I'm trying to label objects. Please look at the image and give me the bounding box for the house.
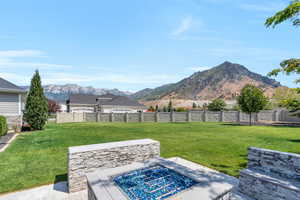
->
[67,94,147,113]
[0,77,26,128]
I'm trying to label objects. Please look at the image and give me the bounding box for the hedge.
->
[0,115,8,137]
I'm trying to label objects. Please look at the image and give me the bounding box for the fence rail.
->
[55,110,295,124]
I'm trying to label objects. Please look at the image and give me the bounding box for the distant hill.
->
[132,61,281,102]
[21,84,132,103]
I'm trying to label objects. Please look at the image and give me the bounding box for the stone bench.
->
[238,147,300,200]
[68,139,160,193]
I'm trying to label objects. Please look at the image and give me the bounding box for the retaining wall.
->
[68,139,160,193]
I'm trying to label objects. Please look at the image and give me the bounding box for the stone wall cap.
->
[69,139,159,154]
[248,147,300,158]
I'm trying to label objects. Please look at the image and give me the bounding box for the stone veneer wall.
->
[238,147,300,200]
[247,147,300,179]
[68,139,160,193]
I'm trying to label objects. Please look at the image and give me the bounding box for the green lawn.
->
[0,122,299,194]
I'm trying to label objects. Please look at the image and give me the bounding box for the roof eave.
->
[0,88,27,94]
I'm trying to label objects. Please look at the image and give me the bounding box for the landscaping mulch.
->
[0,133,16,152]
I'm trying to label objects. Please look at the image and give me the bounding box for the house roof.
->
[68,93,146,107]
[0,77,26,93]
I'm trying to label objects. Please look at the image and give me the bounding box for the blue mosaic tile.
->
[114,165,198,200]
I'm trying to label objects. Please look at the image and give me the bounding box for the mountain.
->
[132,61,281,102]
[21,84,132,103]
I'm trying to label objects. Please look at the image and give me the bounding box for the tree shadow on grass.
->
[287,139,300,143]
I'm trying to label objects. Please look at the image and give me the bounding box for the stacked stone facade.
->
[68,139,160,193]
[238,147,300,200]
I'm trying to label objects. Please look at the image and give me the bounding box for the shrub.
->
[208,99,227,111]
[0,116,8,136]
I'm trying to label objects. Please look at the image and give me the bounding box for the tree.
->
[192,102,197,109]
[148,106,155,112]
[24,70,48,130]
[163,106,167,112]
[237,85,268,126]
[272,87,300,107]
[168,101,173,112]
[48,99,61,114]
[208,99,227,111]
[265,1,300,83]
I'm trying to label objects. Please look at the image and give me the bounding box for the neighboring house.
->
[67,94,147,113]
[59,103,67,112]
[0,77,26,129]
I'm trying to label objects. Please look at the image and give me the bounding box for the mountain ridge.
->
[132,61,281,101]
[21,84,132,103]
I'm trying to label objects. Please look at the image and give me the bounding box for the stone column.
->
[220,111,224,122]
[171,111,175,122]
[187,111,191,122]
[273,110,278,122]
[96,112,101,122]
[155,112,159,122]
[125,113,129,123]
[140,112,144,122]
[110,113,114,122]
[237,111,241,122]
[203,111,207,122]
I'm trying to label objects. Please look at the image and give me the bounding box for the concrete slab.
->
[0,182,87,200]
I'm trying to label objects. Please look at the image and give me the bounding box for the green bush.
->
[0,115,8,136]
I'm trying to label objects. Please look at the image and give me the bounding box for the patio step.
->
[238,169,300,200]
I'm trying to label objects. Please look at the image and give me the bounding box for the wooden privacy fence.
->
[56,110,286,124]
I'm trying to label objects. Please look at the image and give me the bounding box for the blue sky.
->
[0,0,299,92]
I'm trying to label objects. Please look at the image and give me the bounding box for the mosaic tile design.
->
[114,165,198,200]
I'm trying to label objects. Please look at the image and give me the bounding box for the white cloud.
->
[0,49,72,70]
[188,66,210,72]
[0,50,45,58]
[171,17,194,37]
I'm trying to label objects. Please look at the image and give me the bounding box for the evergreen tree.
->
[24,70,48,130]
[237,84,268,126]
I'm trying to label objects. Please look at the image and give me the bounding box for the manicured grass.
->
[0,122,299,194]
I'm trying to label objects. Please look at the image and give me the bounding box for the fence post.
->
[237,111,241,122]
[73,112,75,122]
[110,112,114,122]
[220,111,224,122]
[171,111,175,122]
[273,110,278,121]
[140,112,144,122]
[125,113,129,123]
[96,112,100,122]
[255,113,259,122]
[155,112,159,122]
[187,111,191,122]
[203,111,207,122]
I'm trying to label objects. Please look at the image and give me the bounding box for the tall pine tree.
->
[24,70,48,130]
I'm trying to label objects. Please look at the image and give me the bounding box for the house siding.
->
[0,93,19,115]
